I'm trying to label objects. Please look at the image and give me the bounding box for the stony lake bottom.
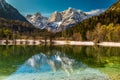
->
[0,45,120,80]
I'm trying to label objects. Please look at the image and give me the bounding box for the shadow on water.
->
[0,45,120,80]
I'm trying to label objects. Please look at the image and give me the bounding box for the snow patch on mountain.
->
[26,8,105,32]
[26,13,48,29]
[46,7,89,32]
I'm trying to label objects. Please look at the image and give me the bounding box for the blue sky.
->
[6,0,117,17]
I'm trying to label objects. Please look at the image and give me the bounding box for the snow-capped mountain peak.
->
[31,13,41,19]
[26,7,105,32]
[48,11,62,22]
[47,7,89,32]
[26,12,48,29]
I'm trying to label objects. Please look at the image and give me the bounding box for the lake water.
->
[0,45,120,80]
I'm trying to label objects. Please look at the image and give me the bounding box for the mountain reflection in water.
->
[6,51,109,80]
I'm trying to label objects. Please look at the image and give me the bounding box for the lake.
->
[0,45,120,80]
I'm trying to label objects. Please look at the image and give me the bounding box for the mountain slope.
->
[0,0,45,39]
[56,1,120,41]
[26,8,89,32]
[48,11,62,22]
[26,13,48,29]
[26,8,105,32]
[0,17,38,39]
[47,8,89,32]
[0,0,27,21]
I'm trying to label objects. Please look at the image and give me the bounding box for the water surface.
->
[0,45,119,80]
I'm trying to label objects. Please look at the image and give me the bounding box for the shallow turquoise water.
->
[0,45,119,80]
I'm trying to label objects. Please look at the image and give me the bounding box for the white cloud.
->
[85,9,106,16]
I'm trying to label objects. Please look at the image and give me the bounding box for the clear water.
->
[0,45,120,80]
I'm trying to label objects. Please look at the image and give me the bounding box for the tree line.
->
[55,1,120,42]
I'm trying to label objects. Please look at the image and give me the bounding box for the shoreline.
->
[0,39,120,47]
[97,42,120,47]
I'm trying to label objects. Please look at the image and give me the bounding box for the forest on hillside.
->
[0,1,120,42]
[0,17,51,40]
[55,1,120,42]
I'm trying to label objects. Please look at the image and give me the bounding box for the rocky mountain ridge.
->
[26,8,90,32]
[26,7,105,32]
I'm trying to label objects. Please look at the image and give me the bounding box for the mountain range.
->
[56,0,120,41]
[0,0,105,33]
[0,0,120,41]
[26,8,105,32]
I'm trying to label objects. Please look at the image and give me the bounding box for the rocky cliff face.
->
[26,13,48,29]
[26,8,90,32]
[48,11,62,22]
[26,7,105,32]
[0,0,27,21]
[47,8,89,32]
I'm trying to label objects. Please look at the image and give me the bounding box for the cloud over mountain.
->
[85,9,105,16]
